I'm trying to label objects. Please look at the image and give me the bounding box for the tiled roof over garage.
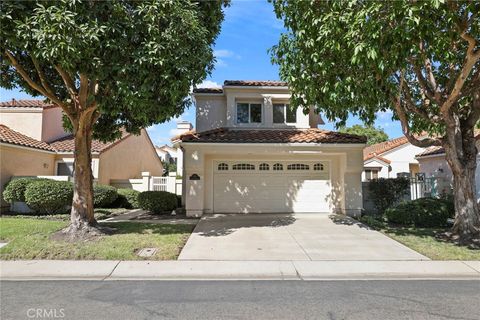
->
[180,128,366,144]
[223,80,288,87]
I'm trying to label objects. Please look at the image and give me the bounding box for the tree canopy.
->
[338,124,389,145]
[271,0,480,241]
[1,0,227,141]
[0,0,227,235]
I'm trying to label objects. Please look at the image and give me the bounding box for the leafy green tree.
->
[339,124,389,145]
[1,0,227,236]
[271,0,480,243]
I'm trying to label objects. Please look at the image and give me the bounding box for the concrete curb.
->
[1,260,479,281]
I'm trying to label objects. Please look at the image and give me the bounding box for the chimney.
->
[176,120,193,135]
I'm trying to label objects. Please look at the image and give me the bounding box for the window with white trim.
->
[217,163,229,171]
[56,162,74,176]
[314,163,324,171]
[232,163,255,170]
[273,163,283,171]
[273,103,296,124]
[364,169,379,181]
[236,103,262,124]
[259,163,270,171]
[287,163,310,170]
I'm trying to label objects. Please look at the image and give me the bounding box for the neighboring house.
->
[173,80,367,217]
[0,99,163,208]
[155,121,192,176]
[362,137,426,181]
[416,135,480,199]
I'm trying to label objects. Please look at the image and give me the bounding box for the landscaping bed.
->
[0,217,194,260]
[358,217,480,260]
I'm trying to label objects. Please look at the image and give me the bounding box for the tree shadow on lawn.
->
[101,222,194,236]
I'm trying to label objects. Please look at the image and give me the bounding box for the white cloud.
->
[214,49,235,58]
[197,80,221,88]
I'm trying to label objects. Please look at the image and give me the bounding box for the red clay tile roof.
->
[365,155,392,164]
[415,146,446,158]
[50,130,132,153]
[416,131,480,158]
[0,99,55,109]
[363,136,409,161]
[180,128,366,144]
[224,80,288,87]
[193,88,224,94]
[0,125,55,151]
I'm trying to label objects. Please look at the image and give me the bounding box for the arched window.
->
[287,163,310,170]
[217,163,228,171]
[259,163,270,171]
[232,163,255,170]
[273,163,283,171]
[314,163,324,171]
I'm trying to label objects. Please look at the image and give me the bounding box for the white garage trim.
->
[212,160,332,213]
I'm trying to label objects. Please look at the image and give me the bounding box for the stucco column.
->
[263,96,273,127]
[183,146,205,217]
[226,94,236,127]
[343,148,365,216]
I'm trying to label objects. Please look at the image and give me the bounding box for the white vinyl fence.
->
[111,172,182,195]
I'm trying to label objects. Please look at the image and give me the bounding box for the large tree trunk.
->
[444,127,480,243]
[63,110,99,235]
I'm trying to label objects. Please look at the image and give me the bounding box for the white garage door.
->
[213,161,331,213]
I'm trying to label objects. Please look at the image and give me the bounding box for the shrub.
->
[385,197,454,227]
[368,178,410,214]
[359,215,385,230]
[138,191,177,214]
[176,195,182,208]
[2,177,46,203]
[24,180,74,214]
[93,185,118,208]
[112,188,140,209]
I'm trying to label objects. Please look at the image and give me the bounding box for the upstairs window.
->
[273,104,296,124]
[237,103,262,124]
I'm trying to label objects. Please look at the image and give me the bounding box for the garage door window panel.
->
[232,163,255,171]
[287,163,310,171]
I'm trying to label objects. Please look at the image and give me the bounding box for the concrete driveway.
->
[178,214,428,261]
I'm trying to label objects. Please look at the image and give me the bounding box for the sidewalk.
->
[1,260,479,280]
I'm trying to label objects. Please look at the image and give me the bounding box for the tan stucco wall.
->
[181,143,365,217]
[97,129,163,185]
[0,109,44,140]
[41,107,68,142]
[194,87,321,133]
[0,144,55,207]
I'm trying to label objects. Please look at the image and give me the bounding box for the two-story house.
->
[173,80,367,217]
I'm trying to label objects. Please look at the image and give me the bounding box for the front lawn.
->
[0,217,194,260]
[359,217,480,260]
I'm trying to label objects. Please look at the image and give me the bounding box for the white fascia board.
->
[0,108,43,113]
[224,86,289,90]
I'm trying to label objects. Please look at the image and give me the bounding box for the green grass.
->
[0,217,194,260]
[359,217,480,260]
[1,208,128,221]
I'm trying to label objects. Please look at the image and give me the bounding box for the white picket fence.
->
[111,172,182,195]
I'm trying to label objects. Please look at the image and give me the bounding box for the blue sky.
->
[0,0,403,145]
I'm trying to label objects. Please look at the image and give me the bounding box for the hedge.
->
[385,197,454,227]
[93,185,118,208]
[112,188,140,209]
[138,191,177,214]
[3,177,47,203]
[24,180,74,214]
[368,177,410,214]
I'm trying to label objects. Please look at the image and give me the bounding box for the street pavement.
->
[1,280,479,320]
